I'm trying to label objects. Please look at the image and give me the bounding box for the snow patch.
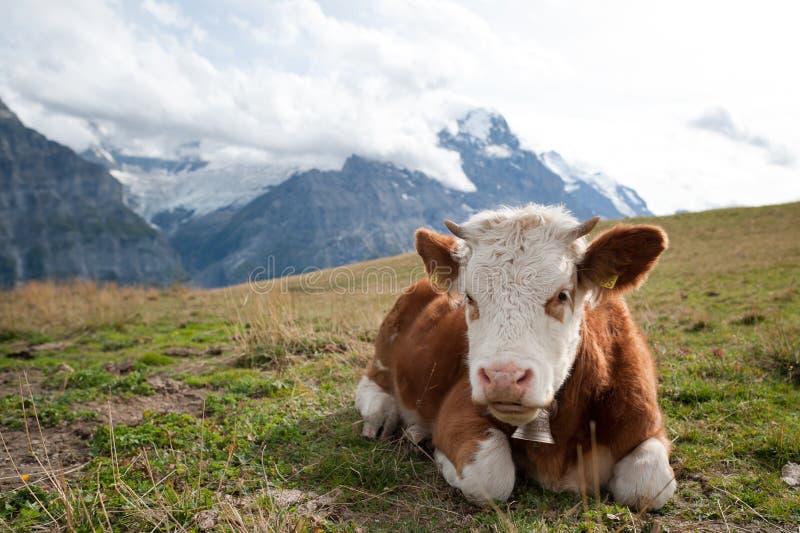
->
[540,151,577,185]
[541,150,638,217]
[459,109,493,142]
[111,162,302,221]
[623,188,643,207]
[88,145,116,164]
[484,144,512,158]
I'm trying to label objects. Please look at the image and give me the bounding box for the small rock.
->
[73,423,93,439]
[194,509,219,531]
[272,488,309,508]
[781,463,800,487]
[102,361,136,375]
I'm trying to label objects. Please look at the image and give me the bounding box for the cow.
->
[355,204,677,510]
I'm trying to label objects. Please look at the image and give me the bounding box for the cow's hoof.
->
[404,424,430,444]
[355,376,399,439]
[434,428,515,503]
[608,437,677,510]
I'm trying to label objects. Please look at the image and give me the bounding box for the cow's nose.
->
[478,363,533,402]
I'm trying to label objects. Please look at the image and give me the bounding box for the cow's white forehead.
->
[457,205,587,287]
[461,204,583,245]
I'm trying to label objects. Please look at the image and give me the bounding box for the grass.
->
[1,201,799,531]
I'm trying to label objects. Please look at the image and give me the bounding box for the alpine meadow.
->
[1,202,798,532]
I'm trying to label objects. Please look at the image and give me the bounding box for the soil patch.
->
[83,376,209,426]
[1,376,211,492]
[0,420,92,491]
[0,369,43,397]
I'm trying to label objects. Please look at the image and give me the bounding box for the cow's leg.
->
[607,437,676,510]
[355,375,399,439]
[432,381,515,503]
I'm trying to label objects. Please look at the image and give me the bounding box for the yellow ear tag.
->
[429,271,447,292]
[599,273,619,290]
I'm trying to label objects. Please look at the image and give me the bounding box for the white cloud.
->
[141,0,190,29]
[6,0,559,191]
[0,0,798,213]
[689,107,795,167]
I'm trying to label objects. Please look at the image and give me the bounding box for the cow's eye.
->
[466,293,475,304]
[557,291,569,303]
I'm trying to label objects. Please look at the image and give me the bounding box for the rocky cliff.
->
[0,99,186,287]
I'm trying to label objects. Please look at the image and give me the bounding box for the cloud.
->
[141,0,190,29]
[0,0,567,192]
[0,0,798,214]
[689,107,795,167]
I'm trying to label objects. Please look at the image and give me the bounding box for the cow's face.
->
[416,205,667,426]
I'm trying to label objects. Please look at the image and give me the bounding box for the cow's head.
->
[415,205,667,426]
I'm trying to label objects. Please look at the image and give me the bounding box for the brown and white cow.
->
[355,204,677,510]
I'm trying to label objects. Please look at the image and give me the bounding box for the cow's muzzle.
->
[478,363,534,403]
[477,363,547,424]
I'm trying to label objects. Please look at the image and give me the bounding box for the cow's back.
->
[368,280,468,424]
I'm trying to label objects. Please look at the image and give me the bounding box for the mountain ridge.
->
[83,109,650,228]
[2,99,653,288]
[166,111,652,286]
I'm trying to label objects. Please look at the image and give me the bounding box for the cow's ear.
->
[578,225,667,294]
[415,228,460,290]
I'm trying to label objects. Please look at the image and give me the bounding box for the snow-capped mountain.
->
[2,93,658,289]
[540,151,649,218]
[70,108,653,286]
[158,109,653,287]
[436,109,651,220]
[81,109,649,230]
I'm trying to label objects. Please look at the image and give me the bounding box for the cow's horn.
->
[444,220,466,239]
[569,216,600,240]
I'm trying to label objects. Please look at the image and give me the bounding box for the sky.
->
[0,0,798,214]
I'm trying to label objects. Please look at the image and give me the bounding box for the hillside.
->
[0,99,186,288]
[0,202,798,531]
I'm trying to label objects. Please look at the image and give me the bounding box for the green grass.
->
[1,202,799,531]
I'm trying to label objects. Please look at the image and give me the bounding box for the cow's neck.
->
[548,302,614,434]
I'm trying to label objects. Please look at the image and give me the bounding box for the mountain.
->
[539,151,650,218]
[437,110,650,220]
[171,156,458,286]
[87,110,649,227]
[165,110,652,287]
[0,99,186,288]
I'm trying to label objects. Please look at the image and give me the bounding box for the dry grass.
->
[0,281,159,336]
